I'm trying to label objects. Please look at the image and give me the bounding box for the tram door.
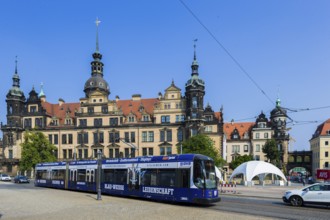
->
[69,169,77,189]
[128,165,140,192]
[86,169,95,191]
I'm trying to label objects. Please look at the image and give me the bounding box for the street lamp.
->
[96,149,102,200]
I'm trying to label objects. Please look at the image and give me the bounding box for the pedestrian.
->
[302,178,305,186]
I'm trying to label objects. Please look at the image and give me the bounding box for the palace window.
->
[94,118,102,127]
[142,131,154,142]
[35,118,43,128]
[62,134,67,144]
[160,146,172,156]
[192,97,197,108]
[175,115,185,122]
[110,118,118,126]
[160,129,172,142]
[78,133,89,144]
[93,132,104,144]
[79,119,87,127]
[142,147,154,156]
[109,132,120,143]
[161,115,170,123]
[54,134,58,145]
[102,105,108,113]
[24,118,32,128]
[177,129,183,142]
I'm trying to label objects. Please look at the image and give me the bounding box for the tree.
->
[262,138,280,166]
[20,130,57,171]
[229,155,253,170]
[179,134,226,167]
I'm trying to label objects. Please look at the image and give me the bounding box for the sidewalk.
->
[220,183,306,199]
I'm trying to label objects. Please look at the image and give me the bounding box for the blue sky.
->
[1,0,330,151]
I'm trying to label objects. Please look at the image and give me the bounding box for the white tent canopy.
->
[215,167,223,181]
[229,161,287,182]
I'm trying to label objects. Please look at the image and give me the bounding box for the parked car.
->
[14,175,30,184]
[0,173,12,181]
[283,183,330,207]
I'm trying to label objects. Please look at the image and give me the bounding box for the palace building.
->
[0,25,224,175]
[0,24,290,176]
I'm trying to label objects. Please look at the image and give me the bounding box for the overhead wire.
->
[179,0,274,105]
[179,0,329,126]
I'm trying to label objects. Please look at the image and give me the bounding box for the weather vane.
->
[95,17,101,27]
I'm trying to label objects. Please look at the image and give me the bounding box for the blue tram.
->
[35,154,220,204]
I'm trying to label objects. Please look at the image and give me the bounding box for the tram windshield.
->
[193,158,217,189]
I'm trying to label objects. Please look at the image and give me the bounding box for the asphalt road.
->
[214,195,330,220]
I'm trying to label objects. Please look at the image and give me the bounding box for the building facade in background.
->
[223,108,289,166]
[310,119,330,177]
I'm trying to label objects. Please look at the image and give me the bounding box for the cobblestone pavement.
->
[0,181,289,220]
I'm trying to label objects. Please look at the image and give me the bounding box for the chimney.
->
[59,98,65,106]
[132,94,141,101]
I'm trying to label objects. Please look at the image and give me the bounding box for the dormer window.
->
[231,128,240,140]
[30,106,37,113]
[258,122,266,128]
[142,115,149,122]
[327,130,330,135]
[128,116,135,122]
[205,115,213,122]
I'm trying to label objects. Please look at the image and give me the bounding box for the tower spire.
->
[12,56,20,88]
[15,56,18,74]
[191,39,199,76]
[95,18,101,53]
[193,39,197,61]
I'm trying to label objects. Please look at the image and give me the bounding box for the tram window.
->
[158,169,176,187]
[77,169,86,182]
[103,169,115,182]
[193,162,204,188]
[177,169,190,188]
[141,170,151,186]
[114,169,127,184]
[52,170,65,180]
[141,169,157,186]
[36,170,48,179]
[204,161,217,189]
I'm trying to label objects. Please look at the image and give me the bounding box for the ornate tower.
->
[83,18,110,99]
[270,98,290,166]
[1,58,25,164]
[5,58,25,128]
[184,41,205,137]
